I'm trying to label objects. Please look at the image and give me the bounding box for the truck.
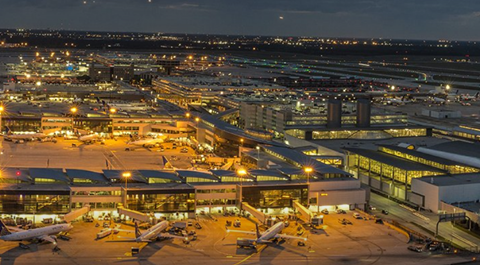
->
[172,221,187,229]
[237,238,255,249]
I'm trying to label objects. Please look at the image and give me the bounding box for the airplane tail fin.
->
[255,223,261,239]
[0,220,12,236]
[134,222,141,238]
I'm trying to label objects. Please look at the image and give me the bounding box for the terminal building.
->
[0,165,368,222]
[344,142,480,203]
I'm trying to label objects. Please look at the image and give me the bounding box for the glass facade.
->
[2,118,42,133]
[311,128,427,140]
[242,185,308,208]
[349,153,441,185]
[126,190,195,213]
[0,191,70,214]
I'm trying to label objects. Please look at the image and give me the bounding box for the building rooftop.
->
[263,145,351,176]
[415,173,480,187]
[65,169,109,183]
[428,141,480,158]
[378,144,475,167]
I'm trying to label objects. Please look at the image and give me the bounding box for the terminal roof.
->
[65,169,109,183]
[248,169,290,180]
[176,170,218,181]
[29,168,70,182]
[1,168,31,182]
[263,145,350,176]
[415,173,480,186]
[378,144,475,167]
[137,170,182,182]
[429,141,480,158]
[102,170,147,183]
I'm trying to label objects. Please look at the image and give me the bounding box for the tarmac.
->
[0,137,196,172]
[0,212,473,265]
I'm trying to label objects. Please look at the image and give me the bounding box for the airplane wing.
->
[6,226,25,232]
[226,229,257,235]
[274,233,307,241]
[107,236,151,243]
[114,228,135,234]
[158,233,188,240]
[37,235,57,244]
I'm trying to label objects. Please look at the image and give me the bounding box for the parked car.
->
[428,241,441,251]
[321,209,329,215]
[408,245,423,253]
[353,213,362,219]
[382,210,389,215]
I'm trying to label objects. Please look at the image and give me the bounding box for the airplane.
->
[4,132,49,142]
[127,134,168,148]
[227,221,307,246]
[78,134,104,144]
[4,128,59,143]
[460,92,479,101]
[385,97,411,106]
[113,220,187,243]
[0,220,72,246]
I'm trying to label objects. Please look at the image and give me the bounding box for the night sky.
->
[1,0,480,40]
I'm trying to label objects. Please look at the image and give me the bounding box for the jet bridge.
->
[293,200,313,223]
[117,205,154,224]
[241,202,269,224]
[63,205,91,223]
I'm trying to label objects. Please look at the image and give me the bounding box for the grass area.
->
[308,66,402,80]
[410,62,480,72]
[433,75,480,83]
[384,64,480,77]
[307,62,418,78]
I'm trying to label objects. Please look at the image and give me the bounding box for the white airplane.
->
[385,97,411,106]
[4,132,50,143]
[114,220,186,243]
[460,92,479,101]
[78,134,104,144]
[4,128,59,143]
[0,220,72,246]
[227,222,307,245]
[128,134,168,148]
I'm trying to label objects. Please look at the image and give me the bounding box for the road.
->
[370,193,480,252]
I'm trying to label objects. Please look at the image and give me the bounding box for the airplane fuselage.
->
[0,224,72,242]
[137,221,168,242]
[258,222,284,242]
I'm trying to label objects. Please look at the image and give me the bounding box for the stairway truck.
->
[237,238,255,249]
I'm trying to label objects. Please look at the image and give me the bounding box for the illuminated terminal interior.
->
[0,160,365,221]
[286,127,428,140]
[344,145,480,200]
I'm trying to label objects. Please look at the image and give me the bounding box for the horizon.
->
[1,0,480,41]
[1,27,479,44]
